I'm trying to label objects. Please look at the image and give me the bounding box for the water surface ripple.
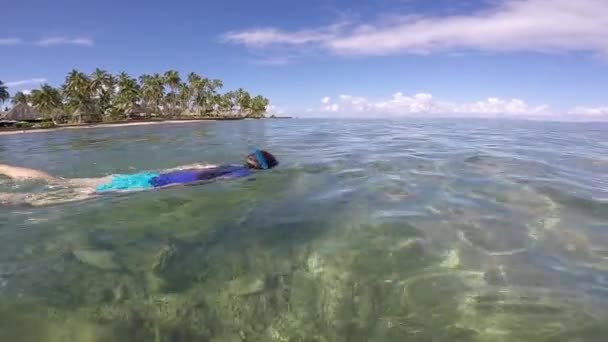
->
[1,119,607,341]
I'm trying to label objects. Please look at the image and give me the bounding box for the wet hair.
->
[248,150,279,169]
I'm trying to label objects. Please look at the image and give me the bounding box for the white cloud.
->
[0,38,23,45]
[0,36,93,47]
[5,78,47,88]
[267,104,286,116]
[35,37,94,47]
[313,92,608,120]
[224,0,608,57]
[317,92,551,118]
[568,106,608,116]
[251,56,293,66]
[224,28,329,47]
[223,21,348,47]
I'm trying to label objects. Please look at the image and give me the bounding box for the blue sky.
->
[2,0,608,119]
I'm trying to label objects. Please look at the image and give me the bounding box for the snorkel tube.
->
[254,149,269,169]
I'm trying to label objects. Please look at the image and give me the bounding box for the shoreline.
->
[0,118,239,136]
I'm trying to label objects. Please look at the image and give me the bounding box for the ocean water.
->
[0,119,607,341]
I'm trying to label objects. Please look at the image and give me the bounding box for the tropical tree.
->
[210,94,223,117]
[31,84,63,123]
[140,73,165,116]
[90,68,112,96]
[16,68,270,123]
[221,91,237,115]
[205,79,223,115]
[187,72,204,113]
[11,91,30,105]
[63,69,95,122]
[249,95,270,118]
[178,82,192,114]
[195,81,213,115]
[163,70,181,116]
[235,88,251,116]
[210,79,223,91]
[0,80,9,105]
[184,74,225,116]
[90,68,115,117]
[115,72,140,119]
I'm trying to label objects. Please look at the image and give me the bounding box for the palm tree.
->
[90,68,115,118]
[187,72,203,113]
[139,73,166,116]
[221,91,237,115]
[139,74,152,113]
[63,69,94,122]
[163,70,181,116]
[115,72,140,119]
[235,88,251,116]
[187,72,202,89]
[178,83,191,114]
[90,68,112,96]
[0,80,9,105]
[11,91,30,105]
[209,79,223,92]
[31,84,63,123]
[151,73,165,116]
[64,70,91,100]
[192,77,213,116]
[210,94,223,117]
[15,68,270,123]
[249,95,270,118]
[201,79,223,116]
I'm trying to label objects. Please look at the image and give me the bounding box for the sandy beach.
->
[0,119,217,136]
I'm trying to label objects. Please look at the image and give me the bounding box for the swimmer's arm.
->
[162,163,217,172]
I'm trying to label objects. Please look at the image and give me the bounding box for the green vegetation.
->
[31,85,63,122]
[11,91,29,105]
[1,70,270,124]
[0,80,9,105]
[15,122,34,128]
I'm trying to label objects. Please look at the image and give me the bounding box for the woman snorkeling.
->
[0,150,278,206]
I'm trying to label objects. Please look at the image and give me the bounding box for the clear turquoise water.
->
[1,119,608,341]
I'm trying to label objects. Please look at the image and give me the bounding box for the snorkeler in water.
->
[0,149,278,206]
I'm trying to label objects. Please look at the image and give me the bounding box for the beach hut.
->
[51,111,70,125]
[2,103,43,122]
[0,110,16,127]
[72,107,102,123]
[125,104,150,119]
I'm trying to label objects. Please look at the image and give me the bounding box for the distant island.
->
[0,69,274,131]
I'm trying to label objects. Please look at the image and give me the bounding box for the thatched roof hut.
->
[3,103,43,121]
[72,107,102,123]
[124,103,155,119]
[125,103,148,118]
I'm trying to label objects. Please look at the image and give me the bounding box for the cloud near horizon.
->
[317,93,549,117]
[0,38,23,45]
[35,36,94,47]
[0,36,93,47]
[267,104,287,116]
[224,0,608,57]
[568,106,608,117]
[312,92,608,120]
[5,78,48,88]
